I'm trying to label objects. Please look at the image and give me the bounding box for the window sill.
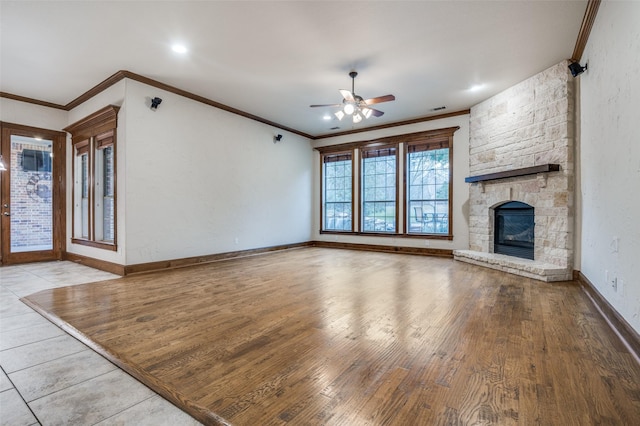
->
[71,238,118,251]
[320,230,453,241]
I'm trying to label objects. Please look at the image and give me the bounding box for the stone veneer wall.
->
[468,61,574,270]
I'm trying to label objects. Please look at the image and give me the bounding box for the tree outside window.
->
[407,146,450,234]
[322,152,353,232]
[361,146,397,233]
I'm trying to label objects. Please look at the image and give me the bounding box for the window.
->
[100,145,115,242]
[316,126,458,239]
[322,151,353,232]
[361,145,397,233]
[78,147,89,239]
[406,133,453,237]
[64,105,119,250]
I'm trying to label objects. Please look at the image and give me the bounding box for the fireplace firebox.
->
[494,201,534,260]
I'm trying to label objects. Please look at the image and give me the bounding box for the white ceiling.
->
[0,1,588,137]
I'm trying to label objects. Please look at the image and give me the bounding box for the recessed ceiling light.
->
[323,114,332,120]
[469,84,485,92]
[171,44,188,54]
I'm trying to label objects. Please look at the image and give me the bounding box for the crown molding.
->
[1,74,469,140]
[1,70,314,139]
[571,0,601,62]
[0,92,67,110]
[312,109,470,140]
[65,71,127,111]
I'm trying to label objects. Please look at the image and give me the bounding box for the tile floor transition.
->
[0,261,202,426]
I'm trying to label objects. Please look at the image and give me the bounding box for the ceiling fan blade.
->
[310,103,342,108]
[364,94,396,105]
[339,89,355,102]
[368,107,385,117]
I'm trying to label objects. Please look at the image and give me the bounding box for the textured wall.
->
[579,0,640,333]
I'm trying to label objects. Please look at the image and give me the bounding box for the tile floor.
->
[0,261,202,426]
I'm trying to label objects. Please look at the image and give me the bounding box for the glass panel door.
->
[1,123,65,265]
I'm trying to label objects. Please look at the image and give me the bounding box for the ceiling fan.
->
[310,71,395,124]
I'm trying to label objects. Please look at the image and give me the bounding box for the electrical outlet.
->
[424,240,430,247]
[611,277,617,292]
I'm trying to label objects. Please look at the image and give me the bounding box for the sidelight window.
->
[65,105,119,250]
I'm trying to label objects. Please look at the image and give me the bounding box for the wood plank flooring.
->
[22,248,640,425]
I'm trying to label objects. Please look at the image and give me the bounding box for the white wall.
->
[0,98,67,130]
[579,0,640,333]
[311,114,470,251]
[123,80,313,265]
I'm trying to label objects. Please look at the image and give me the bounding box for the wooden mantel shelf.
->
[464,164,560,183]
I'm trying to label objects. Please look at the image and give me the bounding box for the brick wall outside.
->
[10,141,53,250]
[468,61,575,269]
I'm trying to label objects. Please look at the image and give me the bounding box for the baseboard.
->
[576,270,640,363]
[311,240,453,258]
[64,252,126,276]
[64,240,452,278]
[124,241,313,275]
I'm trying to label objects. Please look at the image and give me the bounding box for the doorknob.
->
[2,212,9,216]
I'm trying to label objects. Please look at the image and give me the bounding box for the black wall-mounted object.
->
[568,61,587,77]
[150,97,163,109]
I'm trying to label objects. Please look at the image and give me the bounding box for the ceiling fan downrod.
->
[349,71,357,94]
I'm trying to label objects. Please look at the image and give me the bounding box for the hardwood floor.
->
[22,248,640,425]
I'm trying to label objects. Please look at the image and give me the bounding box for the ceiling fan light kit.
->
[343,103,355,115]
[311,71,395,125]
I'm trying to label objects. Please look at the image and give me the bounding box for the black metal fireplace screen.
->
[494,201,534,260]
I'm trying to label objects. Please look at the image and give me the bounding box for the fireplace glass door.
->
[494,201,534,260]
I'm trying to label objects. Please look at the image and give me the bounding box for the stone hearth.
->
[454,61,574,282]
[454,250,571,282]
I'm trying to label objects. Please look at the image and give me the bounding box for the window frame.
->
[64,105,119,251]
[404,132,454,240]
[320,149,355,233]
[359,143,399,234]
[315,126,458,240]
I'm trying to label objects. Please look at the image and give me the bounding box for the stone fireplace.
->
[454,61,574,282]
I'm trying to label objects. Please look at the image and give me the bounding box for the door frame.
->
[0,122,66,265]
